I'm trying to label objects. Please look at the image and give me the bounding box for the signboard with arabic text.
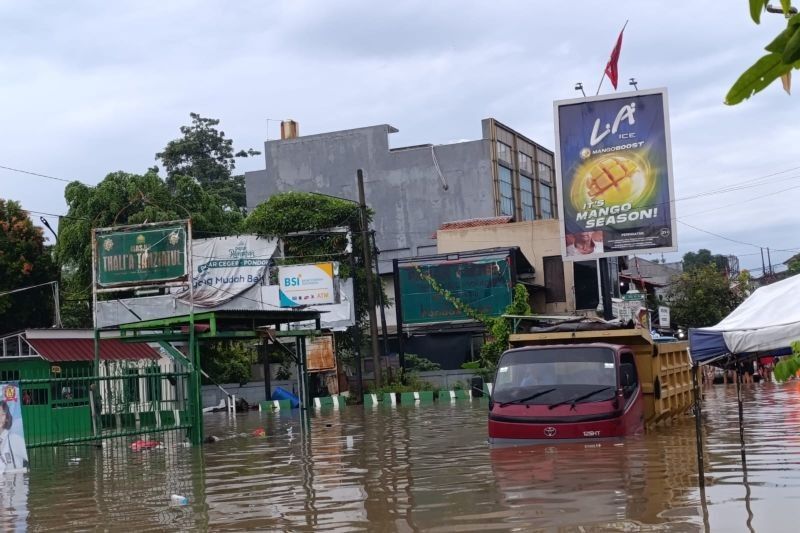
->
[95,225,188,287]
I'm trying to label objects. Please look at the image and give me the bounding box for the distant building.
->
[620,257,682,302]
[245,119,558,272]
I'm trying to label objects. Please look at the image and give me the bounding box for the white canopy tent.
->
[689,273,800,363]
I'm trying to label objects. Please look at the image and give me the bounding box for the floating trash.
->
[130,440,162,452]
[170,494,189,506]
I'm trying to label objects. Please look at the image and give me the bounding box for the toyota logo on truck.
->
[543,427,557,437]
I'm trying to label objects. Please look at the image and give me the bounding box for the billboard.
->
[95,225,188,287]
[278,262,338,307]
[186,235,276,307]
[0,382,28,474]
[398,253,513,325]
[554,88,677,260]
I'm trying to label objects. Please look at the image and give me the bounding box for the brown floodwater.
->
[2,381,800,531]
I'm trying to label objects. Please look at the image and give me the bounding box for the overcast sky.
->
[1,0,798,274]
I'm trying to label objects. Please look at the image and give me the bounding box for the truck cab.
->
[489,343,644,444]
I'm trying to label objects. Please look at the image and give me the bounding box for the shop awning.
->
[26,338,160,363]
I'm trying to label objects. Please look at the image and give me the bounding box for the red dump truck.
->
[488,327,693,445]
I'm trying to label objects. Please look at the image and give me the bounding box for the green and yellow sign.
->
[96,226,187,287]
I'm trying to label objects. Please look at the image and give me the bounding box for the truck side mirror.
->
[620,363,636,388]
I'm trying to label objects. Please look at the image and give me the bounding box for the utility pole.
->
[357,169,382,388]
[767,247,774,276]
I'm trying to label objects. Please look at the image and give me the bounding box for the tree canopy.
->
[668,264,744,328]
[682,249,729,273]
[57,170,244,290]
[245,191,375,359]
[0,199,59,334]
[156,113,260,209]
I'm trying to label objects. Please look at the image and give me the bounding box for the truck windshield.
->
[493,347,617,404]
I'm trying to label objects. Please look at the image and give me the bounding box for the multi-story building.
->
[245,119,558,272]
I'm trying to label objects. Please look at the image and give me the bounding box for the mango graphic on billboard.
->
[554,88,677,260]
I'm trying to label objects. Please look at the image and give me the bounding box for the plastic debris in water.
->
[252,428,266,438]
[346,436,354,449]
[130,440,162,452]
[170,494,189,506]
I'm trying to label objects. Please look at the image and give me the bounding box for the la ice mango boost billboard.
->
[554,88,677,260]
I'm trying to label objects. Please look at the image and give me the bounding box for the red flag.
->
[604,26,625,90]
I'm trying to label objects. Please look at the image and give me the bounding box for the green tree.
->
[727,1,800,104]
[682,249,729,273]
[245,191,376,360]
[202,341,255,385]
[668,264,743,328]
[785,252,800,274]
[0,199,59,334]
[57,170,244,291]
[156,113,260,209]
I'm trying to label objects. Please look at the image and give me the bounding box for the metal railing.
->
[19,360,194,448]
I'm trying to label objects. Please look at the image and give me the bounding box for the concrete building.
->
[245,119,557,272]
[436,218,575,314]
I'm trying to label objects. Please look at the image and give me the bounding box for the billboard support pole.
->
[599,257,614,320]
[393,258,406,376]
[371,231,390,359]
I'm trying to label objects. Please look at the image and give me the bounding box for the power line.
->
[0,164,75,183]
[677,220,764,249]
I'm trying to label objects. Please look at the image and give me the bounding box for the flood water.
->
[3,382,800,531]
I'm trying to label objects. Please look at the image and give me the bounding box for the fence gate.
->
[20,360,194,449]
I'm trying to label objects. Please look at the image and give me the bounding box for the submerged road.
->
[3,382,799,531]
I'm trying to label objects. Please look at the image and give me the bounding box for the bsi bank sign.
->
[278,262,339,307]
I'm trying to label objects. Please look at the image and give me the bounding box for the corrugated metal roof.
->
[26,338,160,362]
[434,216,513,237]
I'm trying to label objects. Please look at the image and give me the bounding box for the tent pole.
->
[692,364,706,492]
[736,364,755,532]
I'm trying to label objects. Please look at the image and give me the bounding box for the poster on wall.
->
[554,88,677,261]
[0,383,28,474]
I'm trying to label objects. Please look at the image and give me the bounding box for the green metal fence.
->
[19,360,194,448]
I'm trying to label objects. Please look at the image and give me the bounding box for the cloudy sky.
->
[1,0,798,273]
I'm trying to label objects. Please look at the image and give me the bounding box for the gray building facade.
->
[245,118,557,271]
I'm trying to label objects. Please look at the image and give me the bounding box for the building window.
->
[519,152,533,173]
[21,388,48,405]
[497,141,513,164]
[0,370,19,381]
[543,256,566,303]
[520,176,535,220]
[498,165,514,216]
[539,182,553,219]
[538,161,553,183]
